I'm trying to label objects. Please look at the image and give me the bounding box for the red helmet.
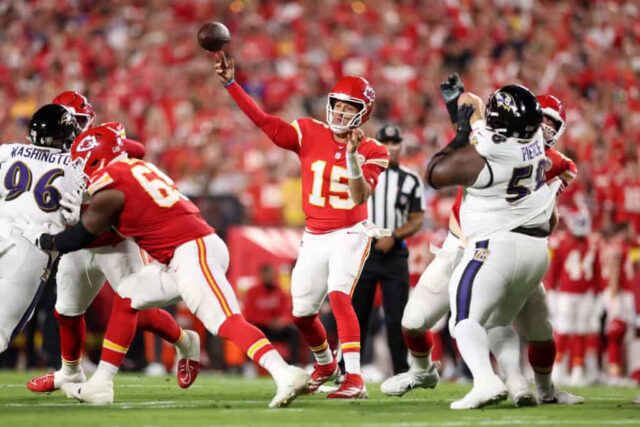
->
[70,125,126,182]
[326,76,375,134]
[537,94,566,147]
[53,91,96,132]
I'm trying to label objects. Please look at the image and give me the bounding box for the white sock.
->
[93,361,118,382]
[343,352,360,374]
[455,319,500,385]
[314,347,333,365]
[488,326,522,380]
[535,372,553,394]
[259,349,289,378]
[175,329,190,354]
[410,354,432,371]
[60,360,81,375]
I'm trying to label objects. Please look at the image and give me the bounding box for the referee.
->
[351,124,425,375]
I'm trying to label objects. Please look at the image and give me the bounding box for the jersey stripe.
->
[349,238,372,297]
[364,159,389,168]
[196,238,233,317]
[88,172,114,195]
[291,120,303,146]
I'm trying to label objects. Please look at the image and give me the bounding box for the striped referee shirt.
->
[368,164,425,231]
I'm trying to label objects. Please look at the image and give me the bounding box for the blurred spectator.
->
[243,264,299,364]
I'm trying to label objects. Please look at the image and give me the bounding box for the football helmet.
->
[326,76,375,134]
[537,94,566,147]
[485,85,542,140]
[29,104,82,151]
[70,124,126,180]
[53,91,96,132]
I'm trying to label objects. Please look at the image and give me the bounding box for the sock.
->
[93,361,119,383]
[607,319,626,374]
[402,328,433,370]
[137,308,183,345]
[570,335,586,368]
[554,333,568,363]
[454,319,498,385]
[329,291,361,374]
[218,314,287,377]
[529,339,556,393]
[432,331,443,362]
[54,309,85,369]
[488,326,522,380]
[100,295,138,370]
[293,314,333,365]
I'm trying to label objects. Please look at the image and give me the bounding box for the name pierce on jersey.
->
[520,139,544,162]
[10,145,71,165]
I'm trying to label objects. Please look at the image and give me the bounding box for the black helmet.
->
[29,104,81,151]
[376,124,403,143]
[485,85,542,139]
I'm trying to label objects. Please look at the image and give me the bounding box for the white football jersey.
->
[0,143,75,230]
[459,120,557,242]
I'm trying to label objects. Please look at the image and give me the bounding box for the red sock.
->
[586,333,600,356]
[570,335,586,368]
[403,328,434,358]
[218,314,274,363]
[293,314,330,354]
[54,310,85,365]
[607,319,626,368]
[528,339,556,375]
[137,309,182,343]
[328,291,360,356]
[100,295,139,368]
[554,333,569,363]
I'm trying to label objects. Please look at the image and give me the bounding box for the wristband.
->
[346,152,363,179]
[223,79,236,88]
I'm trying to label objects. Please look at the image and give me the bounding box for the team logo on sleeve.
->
[75,135,100,152]
[495,92,518,115]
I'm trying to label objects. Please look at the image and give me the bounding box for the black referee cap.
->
[376,124,403,143]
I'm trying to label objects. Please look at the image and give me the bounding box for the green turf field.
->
[0,372,638,427]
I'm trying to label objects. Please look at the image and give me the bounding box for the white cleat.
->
[537,386,584,405]
[380,363,440,397]
[450,381,508,410]
[268,366,310,409]
[61,378,114,405]
[506,376,536,408]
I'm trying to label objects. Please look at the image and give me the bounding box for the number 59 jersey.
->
[0,143,74,228]
[88,158,213,264]
[459,121,557,242]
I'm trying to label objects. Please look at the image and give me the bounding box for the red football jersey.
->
[547,235,601,294]
[449,147,577,226]
[292,118,388,233]
[87,158,213,263]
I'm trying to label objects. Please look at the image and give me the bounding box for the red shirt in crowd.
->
[243,282,291,328]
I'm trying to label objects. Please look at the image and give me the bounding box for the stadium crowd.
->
[1,0,639,385]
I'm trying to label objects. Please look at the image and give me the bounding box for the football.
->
[197,22,231,52]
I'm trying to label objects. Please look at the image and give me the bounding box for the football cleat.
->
[380,363,440,397]
[537,386,584,405]
[61,377,114,405]
[176,330,200,389]
[306,360,339,394]
[268,366,310,409]
[27,369,86,393]
[327,373,368,399]
[450,380,508,410]
[506,375,536,407]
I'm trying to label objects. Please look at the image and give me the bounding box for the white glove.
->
[60,189,83,226]
[362,223,392,238]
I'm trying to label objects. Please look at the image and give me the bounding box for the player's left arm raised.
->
[426,103,486,189]
[37,189,124,254]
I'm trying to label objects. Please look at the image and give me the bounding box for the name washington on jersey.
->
[9,145,70,165]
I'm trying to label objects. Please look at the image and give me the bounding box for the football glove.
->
[440,73,465,123]
[60,189,83,226]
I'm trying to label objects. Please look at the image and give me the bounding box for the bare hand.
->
[374,236,395,253]
[346,128,364,154]
[214,52,235,85]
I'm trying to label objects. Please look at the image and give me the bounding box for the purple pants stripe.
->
[455,240,489,324]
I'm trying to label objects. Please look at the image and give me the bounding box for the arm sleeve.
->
[122,139,146,159]
[226,82,300,153]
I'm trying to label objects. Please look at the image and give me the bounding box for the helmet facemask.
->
[326,95,367,134]
[541,111,565,148]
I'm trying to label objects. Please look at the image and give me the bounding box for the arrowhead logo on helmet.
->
[75,135,100,152]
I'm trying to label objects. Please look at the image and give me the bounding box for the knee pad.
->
[401,300,428,332]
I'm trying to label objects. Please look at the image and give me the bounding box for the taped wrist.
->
[346,152,363,179]
[51,222,99,254]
